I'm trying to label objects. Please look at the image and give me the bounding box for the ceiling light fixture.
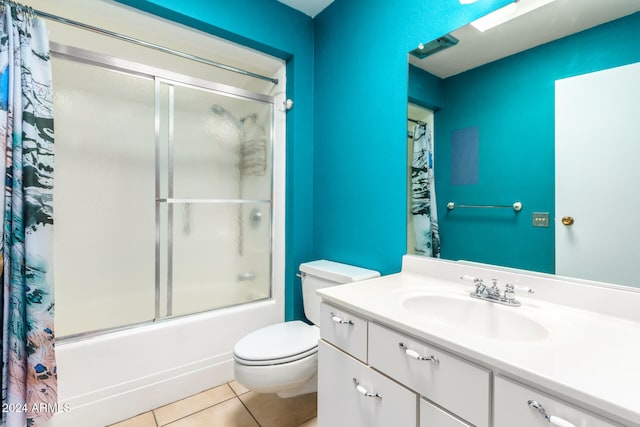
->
[459,0,479,4]
[409,34,459,59]
[470,0,555,32]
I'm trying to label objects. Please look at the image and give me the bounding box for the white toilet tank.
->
[299,260,380,325]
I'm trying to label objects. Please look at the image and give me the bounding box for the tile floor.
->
[109,381,317,427]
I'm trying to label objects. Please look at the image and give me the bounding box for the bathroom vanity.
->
[317,255,640,427]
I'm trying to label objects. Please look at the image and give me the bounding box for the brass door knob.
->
[561,216,574,226]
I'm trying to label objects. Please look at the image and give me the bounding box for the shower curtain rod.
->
[30,7,279,85]
[408,118,426,125]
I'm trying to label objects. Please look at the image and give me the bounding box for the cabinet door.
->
[318,340,417,427]
[420,398,472,427]
[494,376,621,427]
[369,323,490,427]
[320,303,368,362]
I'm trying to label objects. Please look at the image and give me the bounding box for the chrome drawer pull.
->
[398,342,440,365]
[528,400,576,427]
[330,312,354,325]
[352,378,382,400]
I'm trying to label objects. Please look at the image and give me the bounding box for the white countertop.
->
[317,256,640,426]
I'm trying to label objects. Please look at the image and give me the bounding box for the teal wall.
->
[410,12,640,273]
[408,65,443,111]
[313,0,512,275]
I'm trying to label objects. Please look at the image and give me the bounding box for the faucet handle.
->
[462,275,487,296]
[460,275,482,283]
[514,284,534,294]
[505,283,534,294]
[504,283,516,302]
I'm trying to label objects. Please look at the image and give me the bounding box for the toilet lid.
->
[233,321,319,364]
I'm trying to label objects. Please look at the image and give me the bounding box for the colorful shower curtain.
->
[411,122,440,257]
[0,4,57,427]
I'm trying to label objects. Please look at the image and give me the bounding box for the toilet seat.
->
[233,321,319,366]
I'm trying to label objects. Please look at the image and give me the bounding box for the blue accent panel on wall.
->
[313,0,513,276]
[435,12,640,274]
[115,0,316,321]
[450,127,479,186]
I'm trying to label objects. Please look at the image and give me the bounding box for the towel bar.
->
[447,201,522,212]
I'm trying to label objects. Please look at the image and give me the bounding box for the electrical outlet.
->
[532,212,550,228]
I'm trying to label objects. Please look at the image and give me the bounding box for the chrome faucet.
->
[485,279,502,298]
[462,276,533,307]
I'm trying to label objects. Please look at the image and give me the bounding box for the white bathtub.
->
[44,299,281,427]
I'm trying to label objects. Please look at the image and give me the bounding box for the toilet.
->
[233,259,380,398]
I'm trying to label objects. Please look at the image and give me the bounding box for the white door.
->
[555,61,640,287]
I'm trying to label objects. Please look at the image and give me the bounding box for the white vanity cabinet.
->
[318,303,416,426]
[319,302,368,362]
[318,341,417,427]
[319,302,482,427]
[420,398,473,427]
[317,256,639,426]
[318,303,625,427]
[368,323,490,427]
[494,376,620,427]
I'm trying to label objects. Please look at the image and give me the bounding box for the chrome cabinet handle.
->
[330,312,354,325]
[398,342,440,365]
[352,378,382,400]
[528,400,576,427]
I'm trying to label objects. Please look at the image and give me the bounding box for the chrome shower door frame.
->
[52,43,276,339]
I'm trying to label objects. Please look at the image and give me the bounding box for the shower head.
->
[211,104,226,115]
[210,104,241,130]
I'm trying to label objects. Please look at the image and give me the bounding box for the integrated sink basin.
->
[402,294,549,342]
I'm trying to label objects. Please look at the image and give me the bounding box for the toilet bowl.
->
[233,260,380,398]
[233,321,319,397]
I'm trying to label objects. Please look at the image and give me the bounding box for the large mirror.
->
[407,0,640,288]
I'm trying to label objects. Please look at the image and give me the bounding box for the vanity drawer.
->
[318,340,417,427]
[494,375,620,427]
[368,323,490,427]
[320,302,368,362]
[420,398,472,427]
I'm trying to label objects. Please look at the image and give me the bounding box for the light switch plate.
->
[532,212,550,228]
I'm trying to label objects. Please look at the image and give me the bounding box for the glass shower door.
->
[158,79,273,318]
[53,46,278,339]
[53,57,156,337]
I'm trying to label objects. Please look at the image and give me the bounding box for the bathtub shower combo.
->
[53,45,275,335]
[48,36,285,425]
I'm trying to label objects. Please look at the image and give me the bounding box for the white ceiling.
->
[277,0,639,76]
[277,0,335,17]
[410,0,640,78]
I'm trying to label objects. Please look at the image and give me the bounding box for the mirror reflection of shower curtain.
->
[411,123,440,257]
